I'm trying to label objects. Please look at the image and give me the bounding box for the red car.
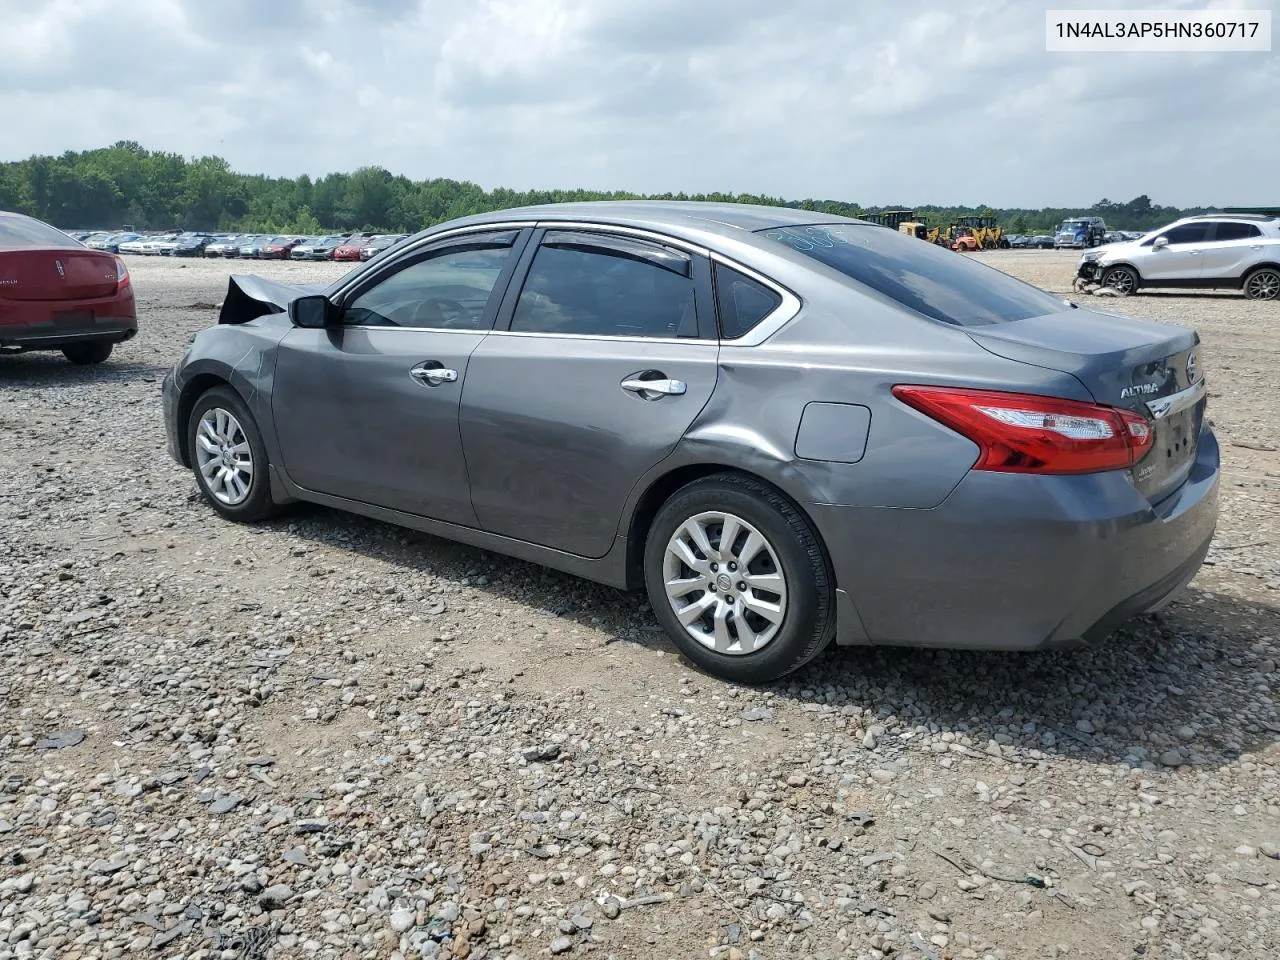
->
[0,211,136,364]
[332,233,376,261]
[258,236,306,260]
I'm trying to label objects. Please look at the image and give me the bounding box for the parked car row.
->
[65,229,409,262]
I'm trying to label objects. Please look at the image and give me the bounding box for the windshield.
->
[757,223,1069,328]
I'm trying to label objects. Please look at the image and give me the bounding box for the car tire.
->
[187,386,276,522]
[1102,265,1140,296]
[62,342,113,365]
[644,473,835,684]
[1243,266,1280,301]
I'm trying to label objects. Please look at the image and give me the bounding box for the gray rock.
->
[258,885,295,910]
[35,730,85,750]
[550,935,573,955]
[209,794,242,815]
[1159,749,1185,767]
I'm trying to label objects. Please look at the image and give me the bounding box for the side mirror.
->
[1152,236,1169,250]
[289,294,339,328]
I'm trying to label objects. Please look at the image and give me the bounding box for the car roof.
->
[1184,212,1279,222]
[440,200,863,238]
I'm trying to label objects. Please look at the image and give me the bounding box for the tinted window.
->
[1155,224,1210,245]
[511,239,698,338]
[715,264,782,339]
[345,244,512,329]
[758,223,1066,327]
[0,215,81,250]
[1214,222,1262,242]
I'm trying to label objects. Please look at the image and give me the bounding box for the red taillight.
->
[892,385,1154,474]
[114,257,131,293]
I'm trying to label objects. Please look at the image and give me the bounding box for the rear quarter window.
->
[758,223,1067,327]
[714,264,782,339]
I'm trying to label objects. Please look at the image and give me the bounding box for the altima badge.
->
[1120,382,1160,399]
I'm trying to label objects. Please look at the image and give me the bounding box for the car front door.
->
[460,228,719,558]
[1197,221,1265,280]
[272,229,529,524]
[1137,222,1210,281]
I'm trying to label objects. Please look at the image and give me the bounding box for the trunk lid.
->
[0,249,120,301]
[968,308,1205,503]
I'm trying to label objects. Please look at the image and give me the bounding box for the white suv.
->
[1077,215,1280,300]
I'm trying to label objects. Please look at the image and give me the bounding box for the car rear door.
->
[1138,222,1210,281]
[272,228,530,525]
[1197,221,1265,280]
[459,227,719,558]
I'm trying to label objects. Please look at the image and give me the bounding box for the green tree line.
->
[0,141,1210,235]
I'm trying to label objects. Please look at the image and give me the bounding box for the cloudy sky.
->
[1,0,1275,207]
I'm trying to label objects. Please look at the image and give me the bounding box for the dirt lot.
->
[1,250,1278,960]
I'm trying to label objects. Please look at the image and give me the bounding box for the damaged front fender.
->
[218,275,331,326]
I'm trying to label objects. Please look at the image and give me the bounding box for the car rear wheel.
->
[1102,265,1140,296]
[644,473,834,684]
[62,342,113,365]
[187,386,276,522]
[1243,266,1280,301]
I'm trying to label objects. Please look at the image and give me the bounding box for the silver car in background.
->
[162,202,1218,683]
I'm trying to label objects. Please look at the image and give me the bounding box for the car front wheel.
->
[187,386,276,522]
[1102,265,1140,296]
[644,473,835,684]
[1243,266,1280,301]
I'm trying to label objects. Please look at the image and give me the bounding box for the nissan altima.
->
[162,202,1218,683]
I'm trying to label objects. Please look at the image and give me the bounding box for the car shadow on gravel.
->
[781,588,1280,771]
[0,353,170,385]
[278,504,1277,772]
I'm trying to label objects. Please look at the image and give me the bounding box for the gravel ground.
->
[1,251,1278,960]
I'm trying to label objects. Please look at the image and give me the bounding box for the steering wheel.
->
[410,297,469,328]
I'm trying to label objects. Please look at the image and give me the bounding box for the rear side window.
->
[1213,222,1262,242]
[758,223,1067,327]
[0,215,81,250]
[511,234,698,338]
[715,264,782,339]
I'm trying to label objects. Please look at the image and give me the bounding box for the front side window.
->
[758,223,1067,327]
[344,241,514,329]
[511,235,698,338]
[1149,224,1210,246]
[1213,222,1262,242]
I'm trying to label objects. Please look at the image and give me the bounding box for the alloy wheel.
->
[662,511,788,655]
[1245,269,1280,301]
[1105,268,1137,295]
[194,407,254,505]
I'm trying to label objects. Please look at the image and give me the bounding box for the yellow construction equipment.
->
[897,216,929,241]
[950,216,1010,251]
[864,209,932,241]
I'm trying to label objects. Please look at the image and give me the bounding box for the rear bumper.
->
[813,428,1220,649]
[0,315,137,350]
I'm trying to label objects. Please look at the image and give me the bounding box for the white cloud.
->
[0,0,1275,207]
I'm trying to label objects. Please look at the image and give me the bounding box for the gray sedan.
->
[162,202,1219,683]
